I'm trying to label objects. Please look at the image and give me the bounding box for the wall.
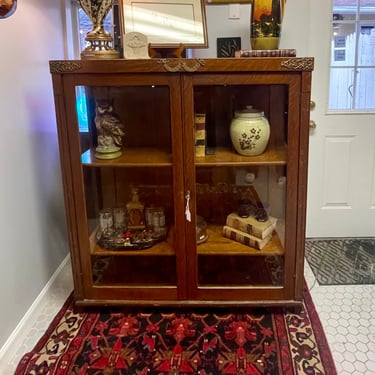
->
[0,0,68,350]
[194,3,252,58]
[194,0,309,58]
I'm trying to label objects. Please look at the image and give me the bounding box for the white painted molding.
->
[0,255,72,373]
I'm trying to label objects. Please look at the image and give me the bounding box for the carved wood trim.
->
[281,58,314,71]
[158,58,205,72]
[50,61,83,73]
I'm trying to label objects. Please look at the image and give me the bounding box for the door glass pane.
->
[331,23,356,66]
[329,67,356,109]
[355,67,375,108]
[76,85,176,286]
[358,24,375,66]
[333,5,356,21]
[193,85,287,287]
[330,0,375,110]
[360,0,375,21]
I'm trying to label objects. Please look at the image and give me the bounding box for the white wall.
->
[194,3,252,58]
[193,0,309,58]
[0,0,68,349]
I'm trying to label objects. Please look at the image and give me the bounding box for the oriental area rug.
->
[15,285,336,375]
[305,237,375,285]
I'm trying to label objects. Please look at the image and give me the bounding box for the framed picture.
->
[0,0,17,18]
[206,0,251,4]
[119,0,208,48]
[217,37,241,57]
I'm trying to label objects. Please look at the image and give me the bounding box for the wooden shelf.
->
[82,148,172,167]
[91,224,284,257]
[81,145,287,168]
[90,231,176,256]
[197,225,284,256]
[195,146,287,166]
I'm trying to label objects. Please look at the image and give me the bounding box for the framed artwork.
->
[119,0,208,48]
[206,0,251,4]
[217,37,241,57]
[0,0,17,18]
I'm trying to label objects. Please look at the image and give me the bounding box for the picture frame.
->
[217,37,241,57]
[119,0,208,48]
[0,0,17,18]
[206,0,251,3]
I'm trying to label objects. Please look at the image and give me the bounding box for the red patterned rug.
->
[15,285,336,375]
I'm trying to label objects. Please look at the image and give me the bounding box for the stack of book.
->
[222,212,277,250]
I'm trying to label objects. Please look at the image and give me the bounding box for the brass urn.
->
[78,0,120,59]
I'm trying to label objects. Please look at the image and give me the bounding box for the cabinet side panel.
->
[51,74,85,298]
[283,77,302,299]
[295,73,312,299]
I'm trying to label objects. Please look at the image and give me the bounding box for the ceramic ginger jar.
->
[230,106,270,156]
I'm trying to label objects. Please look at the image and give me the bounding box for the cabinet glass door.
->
[189,79,297,297]
[73,79,182,297]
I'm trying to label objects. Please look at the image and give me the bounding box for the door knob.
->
[310,101,316,110]
[309,120,316,129]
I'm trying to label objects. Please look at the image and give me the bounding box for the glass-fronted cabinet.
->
[50,57,313,306]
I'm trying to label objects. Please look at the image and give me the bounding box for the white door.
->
[283,0,375,237]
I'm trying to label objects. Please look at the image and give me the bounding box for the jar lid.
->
[235,105,264,118]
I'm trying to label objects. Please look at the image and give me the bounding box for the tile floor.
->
[3,258,375,375]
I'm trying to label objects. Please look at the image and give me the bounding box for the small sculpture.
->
[124,32,150,59]
[94,100,125,159]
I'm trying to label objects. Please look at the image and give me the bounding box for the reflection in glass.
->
[192,84,288,288]
[195,167,286,287]
[75,84,176,287]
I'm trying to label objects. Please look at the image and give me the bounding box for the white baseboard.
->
[0,254,72,373]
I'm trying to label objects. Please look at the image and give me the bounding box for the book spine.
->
[235,49,297,58]
[223,226,268,250]
[195,113,206,157]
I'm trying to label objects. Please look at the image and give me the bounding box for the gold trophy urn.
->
[78,0,120,59]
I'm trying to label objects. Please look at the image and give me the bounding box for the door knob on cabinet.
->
[310,101,316,110]
[309,120,316,130]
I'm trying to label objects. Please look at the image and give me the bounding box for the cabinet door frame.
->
[60,73,188,303]
[181,72,307,304]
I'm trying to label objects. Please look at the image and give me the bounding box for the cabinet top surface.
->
[49,57,314,75]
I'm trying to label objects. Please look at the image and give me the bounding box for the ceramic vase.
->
[230,106,270,156]
[250,0,285,50]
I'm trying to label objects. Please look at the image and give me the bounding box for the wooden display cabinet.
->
[50,57,313,306]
